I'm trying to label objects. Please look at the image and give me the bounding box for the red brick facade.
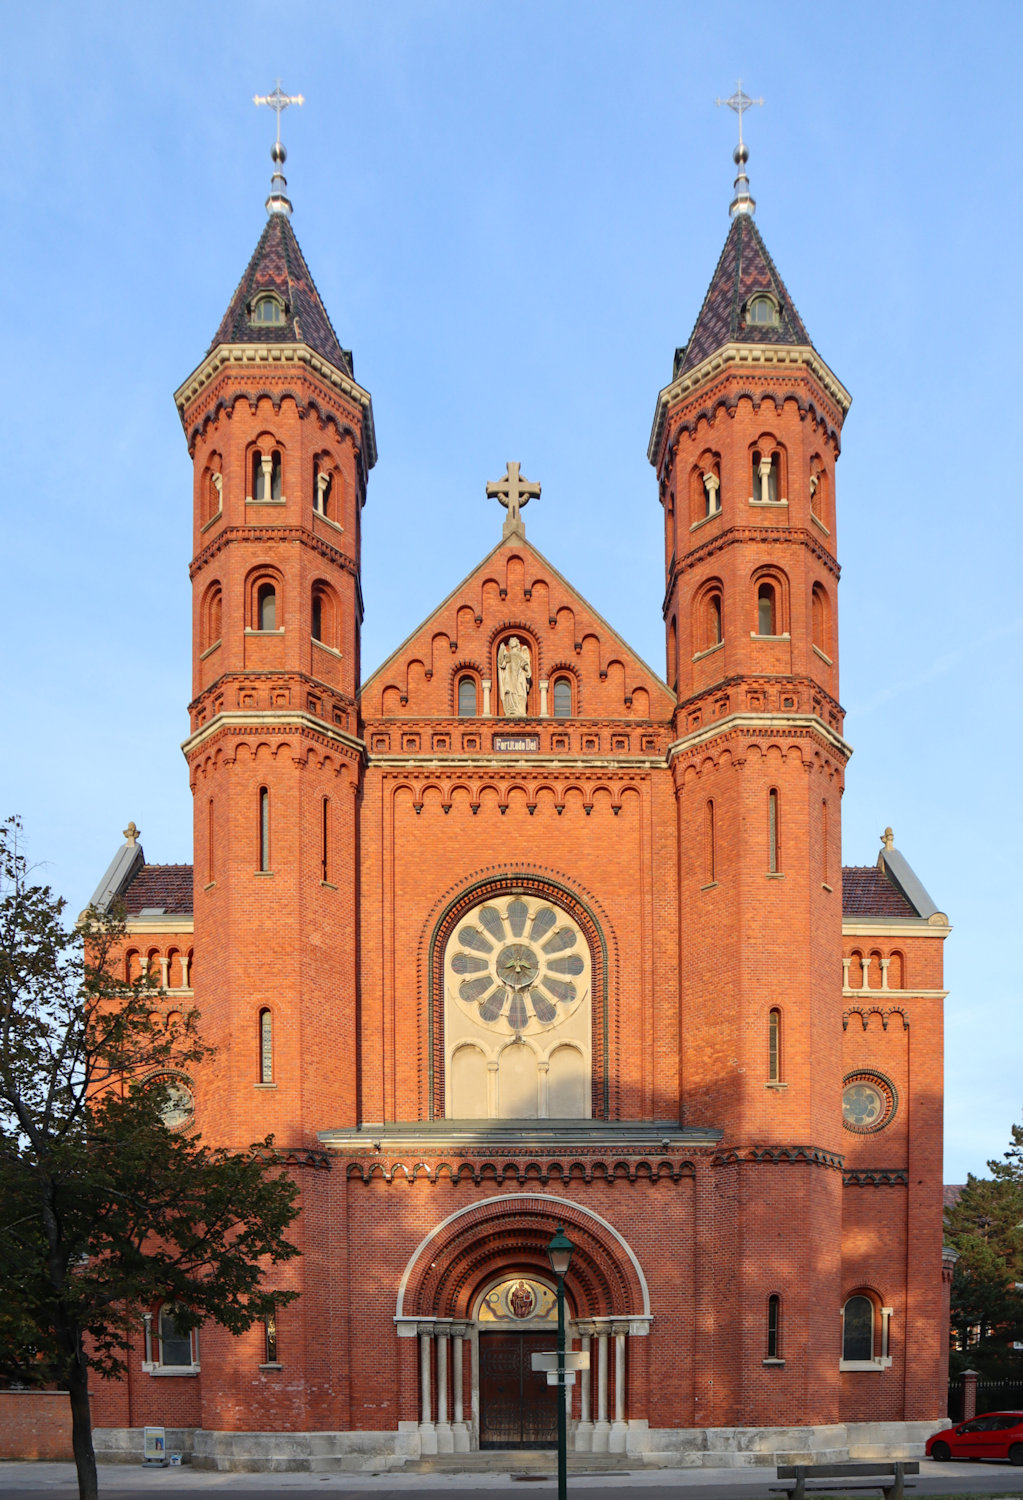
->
[82,193,950,1467]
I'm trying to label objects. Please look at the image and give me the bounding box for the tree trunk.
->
[67,1349,98,1500]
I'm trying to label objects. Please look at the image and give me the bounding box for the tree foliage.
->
[0,819,300,1499]
[946,1123,1023,1377]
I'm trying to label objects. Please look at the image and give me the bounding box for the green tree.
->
[946,1126,1023,1378]
[0,819,300,1500]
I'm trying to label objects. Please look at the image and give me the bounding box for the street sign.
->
[547,1370,576,1385]
[530,1350,590,1372]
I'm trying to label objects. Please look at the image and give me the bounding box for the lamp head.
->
[547,1225,575,1278]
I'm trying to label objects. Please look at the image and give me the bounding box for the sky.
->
[3,1,1020,1182]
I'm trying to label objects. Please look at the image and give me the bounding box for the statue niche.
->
[497,636,532,718]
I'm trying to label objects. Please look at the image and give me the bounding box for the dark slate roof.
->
[675,214,812,378]
[211,213,353,377]
[943,1184,965,1212]
[119,865,194,918]
[841,866,919,921]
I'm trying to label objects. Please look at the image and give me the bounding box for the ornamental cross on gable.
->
[487,461,541,540]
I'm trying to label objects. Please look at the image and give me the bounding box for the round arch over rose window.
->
[444,893,592,1120]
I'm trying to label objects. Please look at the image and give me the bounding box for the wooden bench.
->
[769,1461,919,1500]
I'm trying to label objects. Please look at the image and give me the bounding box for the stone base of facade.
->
[91,1419,947,1472]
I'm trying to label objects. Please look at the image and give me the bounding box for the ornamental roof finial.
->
[253,80,305,217]
[715,81,763,219]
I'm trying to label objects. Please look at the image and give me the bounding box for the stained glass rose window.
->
[447,895,590,1036]
[842,1070,897,1133]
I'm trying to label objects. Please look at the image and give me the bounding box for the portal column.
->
[574,1320,595,1451]
[592,1325,611,1452]
[450,1322,470,1453]
[418,1322,437,1454]
[435,1323,453,1452]
[609,1322,629,1452]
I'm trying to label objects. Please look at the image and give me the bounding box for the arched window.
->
[748,294,779,326]
[202,585,222,651]
[158,1305,196,1368]
[752,449,779,504]
[768,789,780,874]
[667,617,678,690]
[757,582,777,637]
[251,293,285,326]
[313,460,332,516]
[705,800,716,883]
[552,677,572,718]
[311,594,322,642]
[321,797,331,883]
[202,457,223,526]
[258,787,270,872]
[810,458,828,526]
[457,676,477,716]
[257,582,276,632]
[768,1008,781,1081]
[842,1295,875,1363]
[767,1295,781,1358]
[708,591,722,647]
[253,449,283,502]
[259,1009,273,1083]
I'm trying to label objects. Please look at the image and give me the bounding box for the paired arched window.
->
[257,582,277,632]
[552,677,573,718]
[768,1008,782,1081]
[457,676,478,716]
[752,448,780,504]
[259,1008,273,1083]
[252,448,283,502]
[842,1294,876,1362]
[757,581,777,637]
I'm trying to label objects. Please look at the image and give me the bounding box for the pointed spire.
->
[715,83,763,219]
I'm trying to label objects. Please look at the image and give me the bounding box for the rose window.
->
[842,1070,897,1133]
[447,895,589,1036]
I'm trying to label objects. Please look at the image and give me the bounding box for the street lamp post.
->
[547,1225,575,1500]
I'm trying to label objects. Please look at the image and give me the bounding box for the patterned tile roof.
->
[841,866,919,920]
[211,213,353,377]
[943,1184,965,1212]
[676,213,812,378]
[120,865,194,917]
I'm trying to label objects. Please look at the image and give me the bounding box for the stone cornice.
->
[122,916,195,935]
[668,711,852,765]
[182,711,366,762]
[648,342,852,466]
[369,754,664,772]
[174,342,377,470]
[842,919,951,939]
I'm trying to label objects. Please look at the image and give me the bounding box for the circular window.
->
[150,1075,195,1130]
[447,895,590,1037]
[842,1071,897,1133]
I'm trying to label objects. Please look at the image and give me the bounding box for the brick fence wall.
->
[0,1391,74,1460]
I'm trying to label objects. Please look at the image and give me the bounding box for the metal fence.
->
[948,1377,1023,1422]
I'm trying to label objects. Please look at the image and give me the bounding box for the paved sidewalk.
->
[1,1458,1022,1497]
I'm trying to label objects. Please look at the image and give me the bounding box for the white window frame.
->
[839,1296,893,1371]
[141,1306,201,1376]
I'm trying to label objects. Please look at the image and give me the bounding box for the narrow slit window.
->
[311,593,323,642]
[253,450,266,500]
[321,797,330,882]
[767,1295,781,1358]
[757,582,777,637]
[768,1008,781,1080]
[709,593,722,646]
[207,798,215,884]
[258,787,270,872]
[264,1305,279,1364]
[768,789,780,873]
[822,800,829,884]
[259,1008,273,1083]
[553,678,572,718]
[457,676,477,716]
[706,800,716,883]
[257,583,277,632]
[314,462,331,516]
[270,451,282,501]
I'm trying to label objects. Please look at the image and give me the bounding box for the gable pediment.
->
[361,540,674,724]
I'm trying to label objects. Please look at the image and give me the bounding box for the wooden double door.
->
[478,1331,558,1449]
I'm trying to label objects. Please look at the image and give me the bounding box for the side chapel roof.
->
[674,212,812,379]
[210,212,353,378]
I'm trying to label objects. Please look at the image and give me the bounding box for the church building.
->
[87,114,953,1470]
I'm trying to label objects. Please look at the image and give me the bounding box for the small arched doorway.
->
[476,1275,565,1449]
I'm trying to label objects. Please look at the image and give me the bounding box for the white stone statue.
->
[497,637,532,718]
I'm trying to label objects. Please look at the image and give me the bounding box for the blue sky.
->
[4,1,1020,1180]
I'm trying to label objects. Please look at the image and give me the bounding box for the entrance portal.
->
[478,1331,558,1449]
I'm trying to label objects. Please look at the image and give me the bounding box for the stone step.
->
[402,1451,635,1474]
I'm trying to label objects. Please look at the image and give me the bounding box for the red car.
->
[926,1411,1023,1463]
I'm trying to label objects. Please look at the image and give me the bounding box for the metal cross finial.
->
[715,81,764,150]
[487,461,541,541]
[253,81,305,145]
